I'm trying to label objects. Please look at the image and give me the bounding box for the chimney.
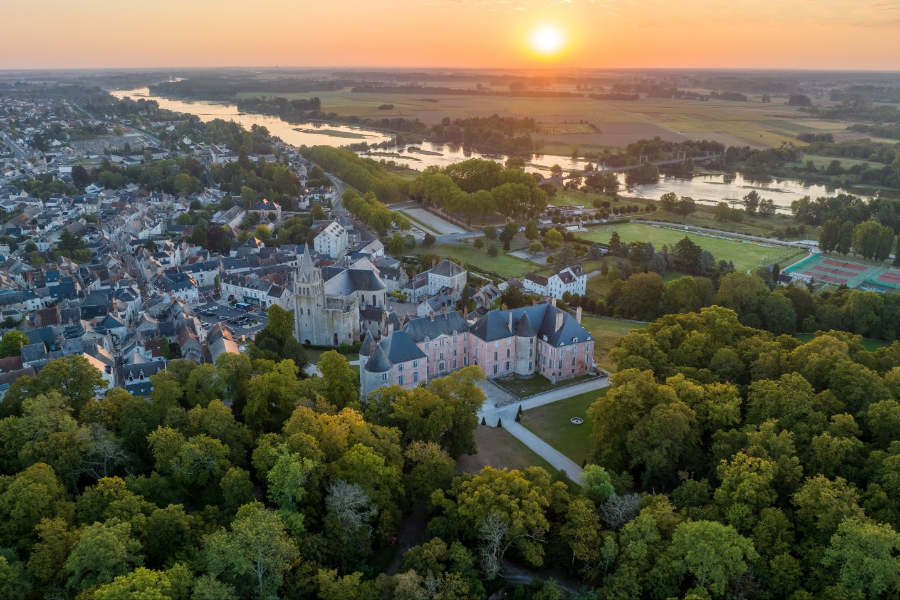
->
[463,306,468,320]
[432,258,437,268]
[576,306,582,324]
[508,312,513,331]
[551,297,557,307]
[429,310,435,322]
[532,299,537,306]
[555,310,564,332]
[501,303,508,312]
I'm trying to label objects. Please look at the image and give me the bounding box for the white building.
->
[313,221,348,259]
[523,266,587,299]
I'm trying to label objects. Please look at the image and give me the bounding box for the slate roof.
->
[469,304,590,347]
[402,311,470,343]
[428,260,465,278]
[364,344,392,373]
[360,330,375,356]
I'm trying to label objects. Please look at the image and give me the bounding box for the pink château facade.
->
[360,302,594,398]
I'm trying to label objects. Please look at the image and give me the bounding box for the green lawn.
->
[493,373,595,398]
[581,222,801,272]
[519,389,607,466]
[413,242,538,278]
[306,348,359,366]
[795,333,889,352]
[581,316,648,372]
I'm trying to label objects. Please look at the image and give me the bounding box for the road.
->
[0,131,28,160]
[476,376,611,484]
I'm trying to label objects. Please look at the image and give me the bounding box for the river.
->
[112,87,862,210]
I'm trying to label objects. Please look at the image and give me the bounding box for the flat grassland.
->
[236,89,860,152]
[456,425,556,474]
[580,316,647,372]
[519,389,607,466]
[581,223,803,272]
[412,242,538,278]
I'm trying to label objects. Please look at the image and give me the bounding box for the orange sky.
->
[2,0,899,70]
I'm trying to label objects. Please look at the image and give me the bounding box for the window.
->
[440,351,444,360]
[413,360,419,368]
[398,364,404,372]
[439,361,445,371]
[413,372,419,383]
[493,365,498,374]
[571,357,576,366]
[505,361,510,371]
[506,349,510,358]
[529,349,533,357]
[529,361,533,370]
[398,375,404,386]
[493,352,498,361]
[557,360,562,369]
[381,373,388,381]
[464,357,468,366]
[453,359,457,369]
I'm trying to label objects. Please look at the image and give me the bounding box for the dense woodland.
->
[4,299,900,599]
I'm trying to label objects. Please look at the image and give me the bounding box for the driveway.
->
[476,376,611,484]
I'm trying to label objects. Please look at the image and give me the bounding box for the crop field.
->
[581,223,803,271]
[411,242,538,278]
[236,89,853,151]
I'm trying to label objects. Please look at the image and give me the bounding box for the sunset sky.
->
[3,0,899,70]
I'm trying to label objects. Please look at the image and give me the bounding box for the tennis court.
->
[785,254,900,292]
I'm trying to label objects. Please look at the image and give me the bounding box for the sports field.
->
[411,242,538,278]
[581,223,803,272]
[784,254,900,292]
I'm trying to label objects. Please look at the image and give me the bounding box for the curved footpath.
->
[476,377,611,484]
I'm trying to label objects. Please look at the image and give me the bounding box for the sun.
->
[530,24,565,56]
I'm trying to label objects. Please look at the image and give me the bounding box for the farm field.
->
[580,316,647,372]
[581,222,802,271]
[236,89,853,151]
[411,242,538,278]
[519,388,607,466]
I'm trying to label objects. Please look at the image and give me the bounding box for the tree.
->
[0,330,28,358]
[524,220,539,240]
[318,351,359,409]
[837,221,854,255]
[65,519,143,592]
[528,241,543,257]
[544,228,563,250]
[668,521,758,597]
[72,165,90,188]
[435,466,556,574]
[581,464,615,505]
[553,243,578,270]
[793,475,865,545]
[93,568,175,600]
[403,441,455,498]
[743,190,761,214]
[487,245,499,257]
[823,518,900,599]
[674,236,703,273]
[660,276,703,314]
[423,233,436,247]
[204,502,298,599]
[615,272,664,321]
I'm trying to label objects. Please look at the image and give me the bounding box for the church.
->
[291,246,391,347]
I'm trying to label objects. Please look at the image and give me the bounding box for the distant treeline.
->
[235,96,322,122]
[848,123,900,140]
[709,91,749,102]
[149,77,349,101]
[350,85,583,98]
[589,93,640,101]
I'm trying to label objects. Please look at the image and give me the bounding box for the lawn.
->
[305,348,359,366]
[519,389,607,466]
[412,242,538,278]
[580,316,647,372]
[493,373,595,398]
[456,425,557,475]
[581,222,801,272]
[795,333,889,352]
